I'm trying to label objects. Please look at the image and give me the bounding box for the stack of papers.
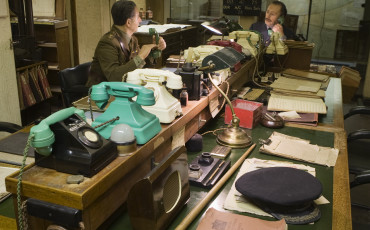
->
[260,132,339,167]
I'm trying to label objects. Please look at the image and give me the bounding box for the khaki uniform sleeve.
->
[94,37,141,82]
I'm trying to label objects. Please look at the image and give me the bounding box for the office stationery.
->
[196,208,287,230]
[260,132,338,167]
[267,93,327,114]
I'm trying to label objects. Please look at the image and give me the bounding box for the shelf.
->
[48,63,59,71]
[38,43,57,48]
[50,85,62,93]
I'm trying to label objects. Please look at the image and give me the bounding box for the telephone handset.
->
[126,68,183,123]
[148,28,161,61]
[91,81,156,109]
[277,16,285,25]
[91,82,161,144]
[30,107,117,177]
[30,107,86,156]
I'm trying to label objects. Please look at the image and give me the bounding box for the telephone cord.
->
[17,134,34,230]
[88,87,94,122]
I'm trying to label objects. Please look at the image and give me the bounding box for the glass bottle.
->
[180,85,188,106]
[139,8,146,20]
[146,7,153,20]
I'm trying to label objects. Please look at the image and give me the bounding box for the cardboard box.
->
[224,99,263,129]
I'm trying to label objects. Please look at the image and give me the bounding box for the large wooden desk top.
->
[4,61,255,229]
[3,66,351,230]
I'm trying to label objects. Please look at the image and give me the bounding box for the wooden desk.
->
[4,61,255,229]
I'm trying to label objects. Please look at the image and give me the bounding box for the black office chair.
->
[0,122,22,133]
[344,106,370,210]
[58,62,91,107]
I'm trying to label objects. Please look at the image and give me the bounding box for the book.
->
[16,72,25,109]
[267,93,327,114]
[28,71,42,103]
[37,66,52,99]
[19,72,36,107]
[30,68,44,101]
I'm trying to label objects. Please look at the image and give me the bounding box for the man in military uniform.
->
[86,0,166,87]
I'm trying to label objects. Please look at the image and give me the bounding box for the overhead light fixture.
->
[200,47,252,148]
[201,16,243,37]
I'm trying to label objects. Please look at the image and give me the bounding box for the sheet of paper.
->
[260,132,339,167]
[268,93,327,114]
[270,77,322,93]
[0,166,19,202]
[282,69,329,82]
[197,208,287,230]
[223,158,328,216]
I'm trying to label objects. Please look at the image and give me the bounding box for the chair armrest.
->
[0,122,22,133]
[344,106,370,119]
[350,170,370,188]
[347,129,370,142]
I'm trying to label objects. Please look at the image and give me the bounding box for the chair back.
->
[59,62,91,107]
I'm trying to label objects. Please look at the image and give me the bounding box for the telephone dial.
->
[30,107,117,177]
[126,68,183,123]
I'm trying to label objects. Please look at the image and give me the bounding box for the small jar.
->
[180,86,188,106]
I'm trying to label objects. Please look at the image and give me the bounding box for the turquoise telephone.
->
[30,107,117,177]
[91,82,161,145]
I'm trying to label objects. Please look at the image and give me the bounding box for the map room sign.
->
[223,0,261,16]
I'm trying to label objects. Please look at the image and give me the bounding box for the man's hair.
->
[111,0,137,26]
[270,1,287,18]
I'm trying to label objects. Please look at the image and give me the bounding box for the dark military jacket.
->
[86,25,145,87]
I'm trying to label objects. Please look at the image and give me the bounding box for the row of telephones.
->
[24,46,246,229]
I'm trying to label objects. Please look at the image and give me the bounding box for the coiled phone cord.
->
[17,134,34,230]
[88,87,94,122]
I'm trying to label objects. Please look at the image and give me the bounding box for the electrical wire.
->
[317,0,327,61]
[17,134,35,230]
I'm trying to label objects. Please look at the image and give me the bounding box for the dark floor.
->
[343,97,370,230]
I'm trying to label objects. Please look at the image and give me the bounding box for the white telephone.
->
[266,32,288,55]
[126,68,183,123]
[228,31,261,57]
[183,45,224,67]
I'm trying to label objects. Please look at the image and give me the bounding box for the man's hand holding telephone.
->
[138,28,166,60]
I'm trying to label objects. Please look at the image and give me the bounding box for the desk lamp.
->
[201,16,243,40]
[266,32,288,55]
[200,47,252,148]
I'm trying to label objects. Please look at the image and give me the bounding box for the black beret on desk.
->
[235,167,323,225]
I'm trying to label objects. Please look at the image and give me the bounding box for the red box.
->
[224,99,263,129]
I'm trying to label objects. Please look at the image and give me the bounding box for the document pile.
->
[260,132,338,167]
[268,68,330,114]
